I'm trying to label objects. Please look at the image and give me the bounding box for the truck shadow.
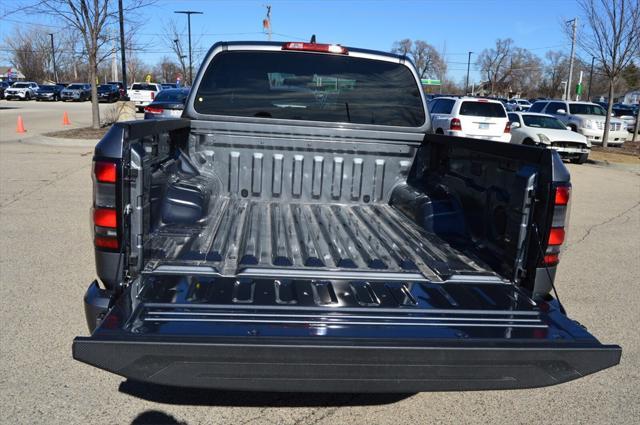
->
[119,380,412,407]
[131,410,186,424]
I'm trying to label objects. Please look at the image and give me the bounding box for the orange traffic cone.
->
[16,115,26,133]
[62,111,71,126]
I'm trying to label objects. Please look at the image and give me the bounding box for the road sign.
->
[145,74,152,83]
[575,83,583,96]
[421,78,441,86]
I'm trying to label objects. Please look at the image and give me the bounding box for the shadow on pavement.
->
[119,380,412,407]
[131,410,186,424]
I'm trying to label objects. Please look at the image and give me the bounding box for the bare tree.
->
[574,0,640,146]
[391,39,447,81]
[476,38,513,95]
[163,20,188,85]
[29,0,153,129]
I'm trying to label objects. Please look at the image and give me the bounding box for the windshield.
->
[132,83,158,91]
[522,115,567,129]
[67,84,85,90]
[569,103,606,116]
[155,89,189,102]
[39,86,56,92]
[13,83,30,88]
[194,50,425,127]
[459,101,506,117]
[98,85,115,91]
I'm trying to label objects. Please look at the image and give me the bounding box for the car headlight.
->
[537,133,551,144]
[582,120,594,129]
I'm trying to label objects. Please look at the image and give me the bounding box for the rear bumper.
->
[72,336,620,392]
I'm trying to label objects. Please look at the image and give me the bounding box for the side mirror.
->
[511,122,520,128]
[566,126,572,131]
[556,109,566,115]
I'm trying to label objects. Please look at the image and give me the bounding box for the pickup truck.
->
[73,41,620,393]
[128,82,162,111]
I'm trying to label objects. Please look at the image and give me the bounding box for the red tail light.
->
[548,228,565,246]
[92,160,119,250]
[282,42,348,55]
[543,253,560,266]
[450,118,462,131]
[555,186,570,205]
[504,121,511,133]
[150,91,155,100]
[94,208,117,228]
[144,105,163,114]
[94,161,116,183]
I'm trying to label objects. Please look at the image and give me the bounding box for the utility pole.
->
[174,10,203,86]
[465,51,473,95]
[587,56,595,101]
[48,33,57,82]
[111,28,118,82]
[118,0,128,97]
[566,18,577,101]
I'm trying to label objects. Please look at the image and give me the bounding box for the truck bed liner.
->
[145,197,493,281]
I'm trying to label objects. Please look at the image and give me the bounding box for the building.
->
[621,89,640,106]
[0,67,25,82]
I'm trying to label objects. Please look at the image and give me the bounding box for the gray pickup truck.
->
[73,41,620,393]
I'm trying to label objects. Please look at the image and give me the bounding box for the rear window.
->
[193,50,425,127]
[155,89,189,102]
[132,83,158,91]
[458,101,506,118]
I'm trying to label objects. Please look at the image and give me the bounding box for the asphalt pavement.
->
[0,105,638,424]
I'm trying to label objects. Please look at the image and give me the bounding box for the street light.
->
[465,51,473,95]
[174,10,203,86]
[48,33,58,82]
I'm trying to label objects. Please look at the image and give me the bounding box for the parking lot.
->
[0,101,639,425]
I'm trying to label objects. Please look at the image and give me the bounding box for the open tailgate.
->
[73,276,620,392]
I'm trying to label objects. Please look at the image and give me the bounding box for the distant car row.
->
[426,96,637,165]
[0,81,185,104]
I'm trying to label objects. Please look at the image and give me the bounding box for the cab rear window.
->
[193,50,425,127]
[132,84,158,91]
[459,101,506,118]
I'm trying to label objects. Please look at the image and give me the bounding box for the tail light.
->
[542,184,571,266]
[144,105,163,114]
[282,42,348,55]
[450,118,462,131]
[150,91,155,100]
[504,121,511,133]
[92,160,119,250]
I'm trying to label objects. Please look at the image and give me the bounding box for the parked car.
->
[4,81,39,100]
[0,81,10,99]
[506,98,532,111]
[34,84,63,101]
[107,81,125,99]
[61,83,92,101]
[97,84,120,103]
[128,82,162,111]
[73,41,619,393]
[429,96,511,142]
[611,105,637,132]
[508,112,590,164]
[529,100,627,145]
[143,88,190,119]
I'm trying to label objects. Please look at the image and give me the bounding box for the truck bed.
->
[145,196,495,282]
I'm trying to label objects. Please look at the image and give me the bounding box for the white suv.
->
[428,97,511,142]
[128,82,162,111]
[529,100,627,145]
[4,81,39,100]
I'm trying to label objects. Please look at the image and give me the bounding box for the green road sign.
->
[421,78,441,86]
[576,83,583,96]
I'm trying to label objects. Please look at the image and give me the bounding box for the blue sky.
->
[1,0,579,83]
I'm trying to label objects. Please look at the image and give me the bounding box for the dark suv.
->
[97,84,120,102]
[35,84,63,101]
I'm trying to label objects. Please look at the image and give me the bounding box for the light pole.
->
[48,33,57,82]
[587,56,595,101]
[566,18,577,100]
[174,39,187,85]
[174,10,203,86]
[465,51,473,95]
[118,0,128,98]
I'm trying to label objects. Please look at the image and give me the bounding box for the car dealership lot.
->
[0,105,638,424]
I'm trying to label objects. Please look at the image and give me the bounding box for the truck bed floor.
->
[145,198,494,281]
